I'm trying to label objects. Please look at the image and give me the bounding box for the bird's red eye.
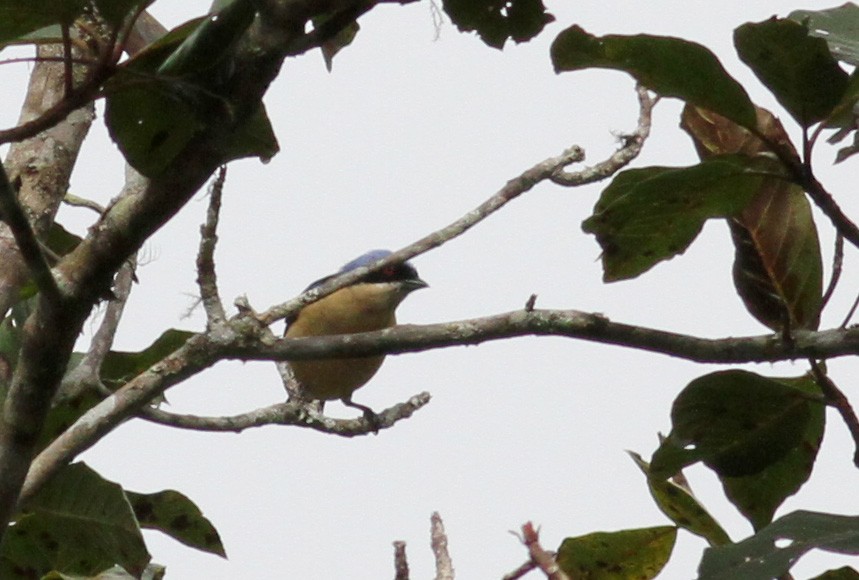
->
[382,265,396,277]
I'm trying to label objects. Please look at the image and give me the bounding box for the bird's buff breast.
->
[284,285,398,400]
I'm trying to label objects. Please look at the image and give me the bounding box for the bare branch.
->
[809,361,859,468]
[0,45,95,317]
[822,233,843,312]
[136,392,430,436]
[431,512,454,580]
[502,560,539,580]
[520,523,568,580]
[804,175,859,251]
[236,309,859,365]
[257,144,585,326]
[59,257,137,398]
[393,541,409,580]
[550,84,656,186]
[0,61,108,146]
[63,193,105,214]
[197,167,227,326]
[0,164,61,304]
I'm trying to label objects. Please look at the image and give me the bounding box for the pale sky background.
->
[2,0,859,578]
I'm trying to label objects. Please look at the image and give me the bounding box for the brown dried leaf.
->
[682,106,823,330]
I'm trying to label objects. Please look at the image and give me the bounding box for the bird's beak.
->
[404,278,429,292]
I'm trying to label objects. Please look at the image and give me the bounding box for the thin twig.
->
[257,85,653,328]
[256,144,585,326]
[0,46,114,145]
[551,84,657,186]
[0,165,62,304]
[521,523,568,580]
[393,541,409,580]
[756,124,859,250]
[809,360,859,468]
[431,512,454,580]
[822,233,843,311]
[59,257,137,398]
[63,193,105,214]
[197,167,227,326]
[841,289,859,329]
[502,559,539,580]
[137,392,431,436]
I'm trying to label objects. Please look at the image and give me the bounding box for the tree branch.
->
[197,167,227,326]
[136,392,430,436]
[25,300,859,509]
[236,309,859,364]
[520,522,568,580]
[256,81,655,328]
[0,164,61,304]
[809,361,859,468]
[59,257,137,399]
[551,84,657,186]
[431,512,454,580]
[0,43,95,317]
[393,540,409,580]
[256,143,585,326]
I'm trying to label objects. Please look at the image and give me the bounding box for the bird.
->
[284,249,428,421]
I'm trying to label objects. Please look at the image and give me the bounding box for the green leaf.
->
[319,20,359,72]
[157,0,256,78]
[557,526,676,579]
[720,375,825,530]
[0,0,84,44]
[2,463,149,578]
[37,388,103,452]
[100,329,194,389]
[551,26,756,129]
[92,0,155,28]
[581,155,769,281]
[734,18,849,127]
[790,4,859,66]
[217,103,280,164]
[651,370,819,478]
[700,511,859,579]
[124,17,208,74]
[628,452,731,547]
[443,0,554,49]
[44,222,84,260]
[127,490,226,557]
[810,567,859,580]
[0,24,64,50]
[105,79,206,177]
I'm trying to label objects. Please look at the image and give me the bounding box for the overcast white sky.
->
[3,0,859,578]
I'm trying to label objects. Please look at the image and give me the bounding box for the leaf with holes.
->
[443,0,554,49]
[790,3,859,66]
[127,490,225,557]
[700,511,859,579]
[582,155,773,281]
[650,370,819,478]
[681,105,822,331]
[1,463,148,578]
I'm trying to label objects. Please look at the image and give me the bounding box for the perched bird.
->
[284,250,428,420]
